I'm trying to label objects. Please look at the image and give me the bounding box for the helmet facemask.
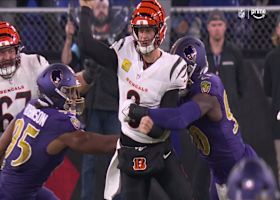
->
[132,25,161,54]
[37,64,85,115]
[0,22,22,79]
[59,85,85,115]
[0,45,21,79]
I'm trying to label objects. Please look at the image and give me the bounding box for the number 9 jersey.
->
[0,53,49,133]
[112,36,188,144]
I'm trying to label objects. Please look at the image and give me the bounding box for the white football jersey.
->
[0,53,49,132]
[112,36,188,143]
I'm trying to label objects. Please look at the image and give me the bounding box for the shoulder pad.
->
[192,73,223,96]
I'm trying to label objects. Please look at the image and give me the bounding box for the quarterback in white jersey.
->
[113,35,187,143]
[0,21,49,133]
[79,0,194,199]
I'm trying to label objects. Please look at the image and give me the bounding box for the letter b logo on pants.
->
[133,157,147,171]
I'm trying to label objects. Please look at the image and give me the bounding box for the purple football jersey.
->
[185,73,257,184]
[0,99,81,199]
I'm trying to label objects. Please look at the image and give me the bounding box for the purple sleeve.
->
[148,100,202,130]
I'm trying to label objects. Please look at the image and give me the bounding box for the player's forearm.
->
[64,131,118,154]
[61,42,73,65]
[148,100,201,130]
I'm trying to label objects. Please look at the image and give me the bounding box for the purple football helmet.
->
[170,36,208,85]
[36,63,84,114]
[227,158,279,200]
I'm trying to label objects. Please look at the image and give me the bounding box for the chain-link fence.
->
[170,6,280,57]
[0,6,279,61]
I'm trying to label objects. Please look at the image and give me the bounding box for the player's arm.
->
[0,119,15,163]
[128,89,180,138]
[52,131,118,154]
[61,20,75,65]
[78,1,118,72]
[139,93,218,134]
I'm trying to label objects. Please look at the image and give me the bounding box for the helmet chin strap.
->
[137,37,157,55]
[133,30,158,55]
[137,42,155,54]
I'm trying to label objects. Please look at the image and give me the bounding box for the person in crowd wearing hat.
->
[205,9,246,119]
[189,9,247,200]
[263,15,280,187]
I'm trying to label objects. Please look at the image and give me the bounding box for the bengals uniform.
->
[114,35,187,143]
[0,53,49,133]
[78,0,194,199]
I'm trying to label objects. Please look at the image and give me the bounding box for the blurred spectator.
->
[171,16,201,45]
[61,20,83,72]
[263,15,280,187]
[78,0,122,200]
[205,9,246,118]
[190,9,246,199]
[271,15,280,46]
[60,2,122,200]
[171,18,190,44]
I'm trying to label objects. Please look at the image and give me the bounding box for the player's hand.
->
[138,116,154,135]
[65,20,75,37]
[128,104,148,122]
[121,99,136,123]
[79,0,96,9]
[75,71,89,94]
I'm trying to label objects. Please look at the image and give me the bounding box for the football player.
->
[0,63,118,200]
[0,21,49,135]
[227,158,279,200]
[78,0,193,199]
[134,36,258,200]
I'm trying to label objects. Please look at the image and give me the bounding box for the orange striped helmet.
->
[131,0,167,54]
[0,21,21,79]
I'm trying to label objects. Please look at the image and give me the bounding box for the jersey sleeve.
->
[192,74,223,97]
[55,113,82,132]
[168,55,188,91]
[110,37,126,53]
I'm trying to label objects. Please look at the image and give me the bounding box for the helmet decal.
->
[171,36,208,85]
[184,45,197,64]
[51,69,63,86]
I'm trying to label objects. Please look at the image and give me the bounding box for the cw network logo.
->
[238,8,266,20]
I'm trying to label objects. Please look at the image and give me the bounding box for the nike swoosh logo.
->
[163,151,172,159]
[201,76,208,80]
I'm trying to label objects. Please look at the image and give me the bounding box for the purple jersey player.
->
[128,37,258,200]
[0,63,118,200]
